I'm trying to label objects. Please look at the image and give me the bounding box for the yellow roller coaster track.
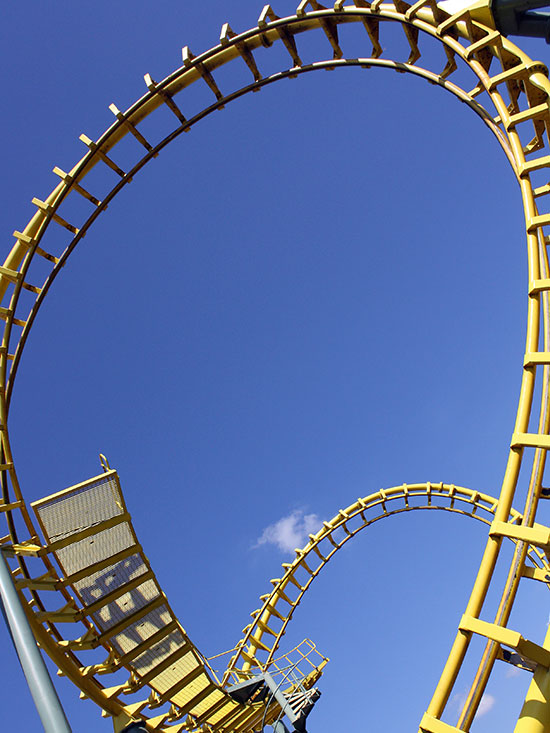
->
[21,475,550,733]
[4,0,550,730]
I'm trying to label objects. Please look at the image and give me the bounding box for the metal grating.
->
[171,675,212,707]
[31,471,212,702]
[110,604,174,655]
[73,552,148,605]
[91,577,160,631]
[30,469,312,731]
[35,474,124,542]
[132,629,189,675]
[56,523,135,577]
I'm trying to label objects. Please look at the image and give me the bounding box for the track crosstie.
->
[4,2,550,731]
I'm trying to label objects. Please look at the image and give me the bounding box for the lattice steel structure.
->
[3,0,550,730]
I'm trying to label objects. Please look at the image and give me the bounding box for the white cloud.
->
[253,510,322,553]
[478,693,496,717]
[451,691,495,718]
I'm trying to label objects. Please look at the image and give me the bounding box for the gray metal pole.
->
[272,721,290,733]
[0,551,72,732]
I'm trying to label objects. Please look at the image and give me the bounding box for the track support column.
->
[0,550,72,733]
[516,624,550,733]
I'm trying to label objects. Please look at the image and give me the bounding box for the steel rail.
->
[2,3,550,731]
[3,55,513,418]
[457,228,550,728]
[227,483,550,679]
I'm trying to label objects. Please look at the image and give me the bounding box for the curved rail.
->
[225,482,550,680]
[3,2,550,731]
[23,477,550,733]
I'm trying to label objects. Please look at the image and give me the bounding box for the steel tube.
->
[0,551,72,733]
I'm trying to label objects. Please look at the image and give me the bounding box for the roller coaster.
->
[3,0,550,730]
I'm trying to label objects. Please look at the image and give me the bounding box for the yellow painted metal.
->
[28,470,327,731]
[489,519,550,547]
[226,483,550,684]
[517,623,550,733]
[3,1,550,730]
[419,713,462,732]
[459,615,550,667]
[17,473,539,730]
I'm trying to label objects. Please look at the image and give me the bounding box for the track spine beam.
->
[6,7,550,732]
[144,75,189,127]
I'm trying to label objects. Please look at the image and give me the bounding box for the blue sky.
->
[2,2,550,731]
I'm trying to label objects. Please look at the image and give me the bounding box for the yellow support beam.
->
[5,5,550,732]
[460,615,550,668]
[489,520,550,548]
[419,713,462,732]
